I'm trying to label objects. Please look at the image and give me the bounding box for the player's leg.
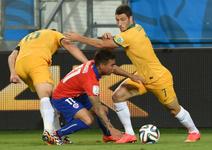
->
[49,97,93,145]
[16,57,59,144]
[92,105,120,142]
[165,97,200,142]
[57,108,93,137]
[35,82,55,132]
[75,94,114,142]
[112,78,147,143]
[150,85,200,142]
[34,82,58,144]
[30,64,58,136]
[52,110,61,131]
[76,94,116,142]
[52,110,73,144]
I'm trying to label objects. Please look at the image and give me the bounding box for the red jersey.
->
[52,60,100,99]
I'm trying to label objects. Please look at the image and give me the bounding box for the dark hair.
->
[94,49,115,66]
[115,4,132,17]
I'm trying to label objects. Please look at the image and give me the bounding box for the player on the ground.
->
[8,29,88,144]
[46,49,143,145]
[64,4,200,143]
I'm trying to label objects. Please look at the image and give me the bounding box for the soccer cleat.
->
[44,131,63,145]
[63,136,73,144]
[185,132,201,143]
[50,132,63,145]
[42,130,54,145]
[102,135,120,143]
[115,133,137,143]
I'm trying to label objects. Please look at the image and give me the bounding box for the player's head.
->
[115,4,134,32]
[94,49,116,75]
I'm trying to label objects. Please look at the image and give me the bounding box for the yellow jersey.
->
[114,24,168,84]
[16,29,64,64]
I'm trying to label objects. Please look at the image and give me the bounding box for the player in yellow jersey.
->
[8,29,88,144]
[65,4,200,143]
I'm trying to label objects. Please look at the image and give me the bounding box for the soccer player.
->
[46,50,143,145]
[64,4,201,143]
[8,29,88,144]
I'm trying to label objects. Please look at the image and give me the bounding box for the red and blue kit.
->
[51,60,101,123]
[53,60,101,99]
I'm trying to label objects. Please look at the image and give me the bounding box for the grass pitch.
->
[0,128,211,150]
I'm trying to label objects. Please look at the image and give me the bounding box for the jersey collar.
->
[93,64,101,80]
[127,23,136,30]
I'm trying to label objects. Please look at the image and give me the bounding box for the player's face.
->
[115,14,133,32]
[100,59,116,75]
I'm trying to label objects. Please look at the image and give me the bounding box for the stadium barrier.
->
[0,49,212,129]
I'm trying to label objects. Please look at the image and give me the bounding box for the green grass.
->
[0,129,211,150]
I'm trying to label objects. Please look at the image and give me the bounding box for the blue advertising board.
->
[3,0,34,40]
[130,0,212,47]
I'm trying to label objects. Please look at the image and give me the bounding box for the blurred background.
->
[0,0,212,130]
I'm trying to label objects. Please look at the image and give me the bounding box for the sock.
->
[57,119,89,137]
[40,97,55,134]
[175,106,199,133]
[96,115,111,136]
[114,102,135,135]
[53,111,61,131]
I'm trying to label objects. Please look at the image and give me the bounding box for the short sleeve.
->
[54,31,65,47]
[83,76,100,96]
[113,32,129,48]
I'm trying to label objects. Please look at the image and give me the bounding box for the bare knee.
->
[167,105,181,116]
[35,83,53,98]
[81,115,94,126]
[112,92,123,103]
[164,98,181,116]
[112,88,128,103]
[42,89,52,97]
[112,84,138,103]
[75,110,94,126]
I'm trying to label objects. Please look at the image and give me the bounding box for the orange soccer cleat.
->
[115,133,137,144]
[102,135,120,143]
[185,132,201,143]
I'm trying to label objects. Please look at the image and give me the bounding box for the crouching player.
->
[45,50,143,145]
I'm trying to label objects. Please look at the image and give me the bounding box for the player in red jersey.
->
[45,50,143,145]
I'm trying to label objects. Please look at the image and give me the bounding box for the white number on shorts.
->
[65,98,76,105]
[65,98,79,109]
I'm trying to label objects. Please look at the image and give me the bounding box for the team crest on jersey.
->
[115,36,124,44]
[92,85,100,95]
[73,103,79,109]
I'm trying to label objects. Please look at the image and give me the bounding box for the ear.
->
[130,16,134,24]
[99,63,104,68]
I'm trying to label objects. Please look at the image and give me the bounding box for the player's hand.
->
[130,74,145,84]
[108,127,123,140]
[102,32,113,40]
[10,74,21,84]
[64,32,80,42]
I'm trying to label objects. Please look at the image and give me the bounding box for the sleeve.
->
[83,76,100,96]
[113,32,129,48]
[55,31,65,47]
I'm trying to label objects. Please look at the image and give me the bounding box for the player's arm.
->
[61,38,88,63]
[8,47,21,83]
[64,32,119,49]
[112,65,145,83]
[88,95,122,138]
